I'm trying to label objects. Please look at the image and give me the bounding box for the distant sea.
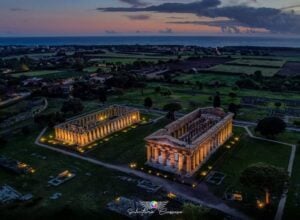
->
[1,36,300,48]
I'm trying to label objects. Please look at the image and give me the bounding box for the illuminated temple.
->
[54,105,140,147]
[145,107,233,177]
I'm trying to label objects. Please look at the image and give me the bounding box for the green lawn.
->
[205,127,290,195]
[87,118,171,165]
[203,127,291,218]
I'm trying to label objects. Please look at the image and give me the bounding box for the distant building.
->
[90,74,113,84]
[145,107,233,177]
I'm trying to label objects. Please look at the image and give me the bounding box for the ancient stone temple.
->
[145,107,233,177]
[55,105,140,147]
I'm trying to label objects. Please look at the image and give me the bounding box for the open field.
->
[11,70,90,79]
[12,70,63,78]
[175,73,240,86]
[108,83,300,122]
[228,59,286,67]
[277,62,300,76]
[209,64,280,76]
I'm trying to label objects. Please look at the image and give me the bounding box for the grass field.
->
[11,70,89,79]
[229,59,286,67]
[87,118,170,165]
[210,64,280,76]
[175,73,240,87]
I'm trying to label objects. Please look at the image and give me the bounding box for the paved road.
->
[35,128,250,220]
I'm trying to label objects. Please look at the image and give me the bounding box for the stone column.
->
[161,150,167,165]
[196,150,200,166]
[170,153,175,168]
[147,145,152,161]
[178,154,184,172]
[186,156,191,173]
[192,154,196,171]
[154,148,159,163]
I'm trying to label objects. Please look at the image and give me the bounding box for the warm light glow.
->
[234,137,239,141]
[226,145,231,149]
[192,183,197,188]
[257,200,265,209]
[129,163,137,169]
[201,171,207,176]
[208,166,212,170]
[18,163,27,168]
[132,115,137,120]
[167,192,177,199]
[115,197,121,203]
[40,138,46,142]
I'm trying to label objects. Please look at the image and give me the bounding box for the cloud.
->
[126,14,151,20]
[98,0,300,34]
[119,0,148,7]
[159,28,173,34]
[167,19,243,34]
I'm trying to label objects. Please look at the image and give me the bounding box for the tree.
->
[255,117,286,138]
[163,103,182,120]
[274,102,282,109]
[0,137,7,147]
[21,126,30,135]
[154,86,161,94]
[34,112,66,128]
[144,97,153,109]
[228,103,239,118]
[98,88,107,104]
[61,98,84,115]
[240,163,289,205]
[137,82,147,96]
[254,70,263,82]
[195,81,203,90]
[213,92,221,108]
[228,92,237,100]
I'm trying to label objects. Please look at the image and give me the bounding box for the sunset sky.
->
[0,0,300,36]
